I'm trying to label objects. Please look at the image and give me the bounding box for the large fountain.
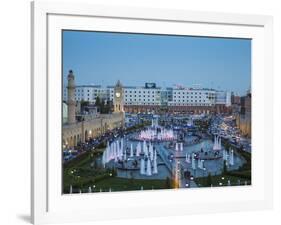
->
[222,148,235,166]
[133,116,176,142]
[138,128,176,141]
[102,138,159,177]
[100,115,241,188]
[102,140,125,166]
[175,142,183,152]
[146,159,152,176]
[213,135,222,151]
[139,147,158,177]
[151,116,159,127]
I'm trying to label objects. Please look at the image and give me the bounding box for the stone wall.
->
[62,112,124,148]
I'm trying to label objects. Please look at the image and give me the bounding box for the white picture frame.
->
[31,1,273,224]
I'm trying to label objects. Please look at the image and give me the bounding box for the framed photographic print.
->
[31,1,273,224]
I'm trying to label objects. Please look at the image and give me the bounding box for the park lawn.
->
[63,149,109,191]
[62,150,168,193]
[64,177,170,193]
[64,148,105,169]
[194,174,251,187]
[226,170,251,179]
[83,177,168,193]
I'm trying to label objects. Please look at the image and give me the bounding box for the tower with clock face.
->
[113,80,124,113]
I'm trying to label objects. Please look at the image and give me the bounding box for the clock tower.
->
[113,80,124,113]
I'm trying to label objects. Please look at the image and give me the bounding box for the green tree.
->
[100,99,106,113]
[80,99,89,106]
[95,97,111,114]
[95,96,101,106]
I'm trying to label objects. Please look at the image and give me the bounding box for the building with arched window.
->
[62,71,125,149]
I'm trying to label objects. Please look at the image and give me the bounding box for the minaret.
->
[67,70,76,124]
[113,80,124,113]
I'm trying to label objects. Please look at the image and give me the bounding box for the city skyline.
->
[63,30,251,95]
[68,81,246,94]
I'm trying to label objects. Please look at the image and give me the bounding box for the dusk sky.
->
[63,30,251,95]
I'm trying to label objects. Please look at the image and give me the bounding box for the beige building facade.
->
[62,113,124,148]
[236,114,251,138]
[236,93,251,138]
[62,70,125,149]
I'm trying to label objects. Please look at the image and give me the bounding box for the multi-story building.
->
[235,92,251,137]
[215,90,232,114]
[62,71,125,148]
[231,93,241,105]
[230,93,242,114]
[63,82,231,114]
[108,83,162,106]
[63,85,109,103]
[168,88,216,107]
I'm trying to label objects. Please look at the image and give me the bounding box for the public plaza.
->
[62,70,251,194]
[62,31,251,194]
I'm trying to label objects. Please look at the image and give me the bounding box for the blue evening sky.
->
[63,30,251,95]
